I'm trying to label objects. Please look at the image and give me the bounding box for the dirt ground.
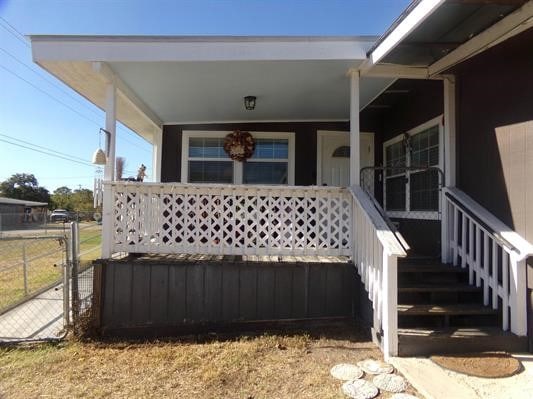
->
[0,325,417,398]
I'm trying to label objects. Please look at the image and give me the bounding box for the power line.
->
[0,132,150,174]
[0,46,103,119]
[0,17,152,151]
[0,132,93,164]
[0,18,30,48]
[0,137,95,167]
[0,61,151,153]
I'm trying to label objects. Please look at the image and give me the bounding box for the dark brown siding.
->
[453,27,533,241]
[380,80,443,143]
[161,121,385,185]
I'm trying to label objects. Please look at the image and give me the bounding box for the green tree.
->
[0,174,50,204]
[71,188,94,212]
[51,186,73,210]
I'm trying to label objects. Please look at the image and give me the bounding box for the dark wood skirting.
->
[94,256,361,335]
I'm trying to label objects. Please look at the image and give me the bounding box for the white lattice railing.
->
[102,181,352,257]
[442,187,533,336]
[349,186,407,358]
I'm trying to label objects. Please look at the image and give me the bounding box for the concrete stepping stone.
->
[341,379,379,399]
[390,394,418,399]
[330,363,364,380]
[373,374,408,393]
[357,359,394,375]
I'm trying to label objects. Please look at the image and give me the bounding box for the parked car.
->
[50,209,72,223]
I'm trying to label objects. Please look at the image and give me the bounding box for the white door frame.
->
[316,130,374,186]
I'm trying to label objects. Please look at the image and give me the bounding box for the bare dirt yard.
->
[0,325,417,398]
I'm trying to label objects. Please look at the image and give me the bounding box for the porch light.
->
[244,96,256,111]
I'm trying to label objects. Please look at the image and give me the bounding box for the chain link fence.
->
[0,221,101,343]
[0,235,68,342]
[0,211,99,237]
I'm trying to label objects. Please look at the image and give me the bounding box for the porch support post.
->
[104,82,117,181]
[152,128,163,183]
[102,82,116,259]
[442,76,456,263]
[350,70,360,186]
[443,76,456,187]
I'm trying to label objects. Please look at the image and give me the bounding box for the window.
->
[182,131,294,185]
[243,139,289,184]
[332,145,350,158]
[187,137,233,183]
[383,117,442,219]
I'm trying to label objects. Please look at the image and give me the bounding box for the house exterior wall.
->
[453,27,533,243]
[161,121,377,185]
[0,204,48,229]
[452,27,533,348]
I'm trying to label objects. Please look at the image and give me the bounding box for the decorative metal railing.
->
[102,182,352,257]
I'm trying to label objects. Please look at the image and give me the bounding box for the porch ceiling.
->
[31,35,395,143]
[108,60,393,125]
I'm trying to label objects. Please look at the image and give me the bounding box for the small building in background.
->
[0,197,48,230]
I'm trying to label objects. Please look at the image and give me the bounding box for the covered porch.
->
[30,0,533,356]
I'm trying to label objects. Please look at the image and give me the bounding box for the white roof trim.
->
[428,1,533,75]
[30,35,376,62]
[362,0,445,73]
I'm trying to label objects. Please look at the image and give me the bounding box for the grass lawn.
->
[0,327,416,399]
[0,237,65,310]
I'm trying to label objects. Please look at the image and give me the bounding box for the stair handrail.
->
[349,185,407,258]
[348,185,406,359]
[444,187,533,261]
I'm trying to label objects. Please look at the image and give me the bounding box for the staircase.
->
[396,257,528,356]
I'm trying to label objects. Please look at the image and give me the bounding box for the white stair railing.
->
[442,187,533,336]
[349,186,407,358]
[102,181,352,257]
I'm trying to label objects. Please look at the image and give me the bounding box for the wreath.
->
[223,130,255,161]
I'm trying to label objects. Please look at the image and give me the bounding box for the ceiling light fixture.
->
[244,96,256,111]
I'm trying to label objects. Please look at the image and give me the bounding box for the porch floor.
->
[114,253,351,264]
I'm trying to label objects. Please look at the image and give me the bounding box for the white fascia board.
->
[428,1,533,75]
[363,0,445,72]
[30,36,375,62]
[92,61,162,130]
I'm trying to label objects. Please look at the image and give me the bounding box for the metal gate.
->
[360,166,445,257]
[0,234,70,342]
[0,222,96,343]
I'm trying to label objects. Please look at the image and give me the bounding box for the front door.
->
[317,131,374,187]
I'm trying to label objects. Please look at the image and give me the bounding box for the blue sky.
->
[0,0,409,192]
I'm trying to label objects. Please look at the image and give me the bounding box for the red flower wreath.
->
[223,130,255,162]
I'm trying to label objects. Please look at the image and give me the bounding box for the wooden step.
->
[398,327,528,356]
[398,304,497,316]
[399,283,482,293]
[399,263,467,273]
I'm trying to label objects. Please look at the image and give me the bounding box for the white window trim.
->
[383,115,443,220]
[182,130,295,185]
